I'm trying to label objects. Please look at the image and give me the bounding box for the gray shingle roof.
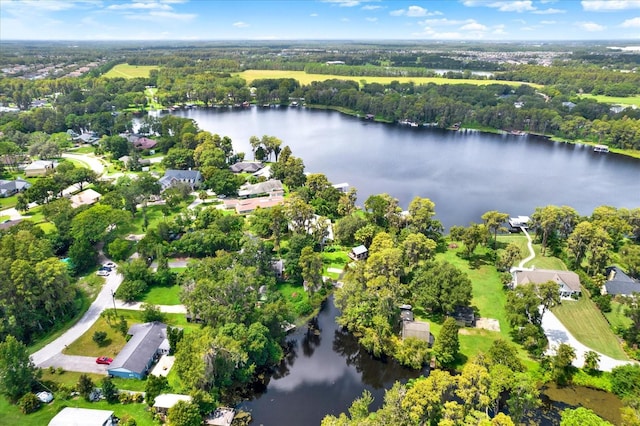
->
[605,266,640,296]
[109,322,167,376]
[230,162,264,173]
[163,169,202,182]
[514,269,581,293]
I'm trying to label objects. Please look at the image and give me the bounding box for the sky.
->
[1,0,639,41]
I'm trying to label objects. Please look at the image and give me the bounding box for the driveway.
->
[31,271,124,367]
[542,309,636,372]
[38,353,111,374]
[114,300,187,314]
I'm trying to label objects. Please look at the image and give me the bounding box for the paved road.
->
[31,271,124,367]
[62,152,106,176]
[38,353,111,374]
[542,310,636,372]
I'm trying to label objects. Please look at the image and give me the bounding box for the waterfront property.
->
[401,320,433,346]
[107,322,169,380]
[229,161,264,173]
[511,268,582,298]
[603,266,640,297]
[238,179,284,198]
[594,144,610,153]
[153,393,192,419]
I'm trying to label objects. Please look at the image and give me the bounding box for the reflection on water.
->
[537,383,623,425]
[239,297,422,425]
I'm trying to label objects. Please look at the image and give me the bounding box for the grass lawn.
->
[552,297,629,360]
[0,395,156,426]
[236,70,540,89]
[497,234,567,270]
[141,284,182,305]
[321,248,349,280]
[104,63,158,79]
[603,300,632,334]
[70,146,95,154]
[578,93,640,106]
[434,244,536,369]
[277,281,313,320]
[64,317,128,358]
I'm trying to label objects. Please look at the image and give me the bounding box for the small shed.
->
[349,245,368,261]
[153,393,192,417]
[452,306,476,327]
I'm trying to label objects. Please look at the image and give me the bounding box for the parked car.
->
[96,356,113,365]
[96,270,109,276]
[36,391,53,403]
[103,262,116,269]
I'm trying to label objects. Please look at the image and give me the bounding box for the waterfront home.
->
[511,268,582,298]
[229,161,264,173]
[153,394,192,418]
[402,320,433,346]
[238,179,283,198]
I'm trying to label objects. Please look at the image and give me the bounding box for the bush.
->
[48,366,56,374]
[92,331,108,346]
[57,385,73,400]
[611,364,640,398]
[18,393,40,414]
[119,392,132,404]
[593,295,612,313]
[119,415,137,426]
[56,367,64,375]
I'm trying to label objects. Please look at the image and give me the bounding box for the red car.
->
[96,356,113,365]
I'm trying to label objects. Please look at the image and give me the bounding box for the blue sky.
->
[1,0,639,41]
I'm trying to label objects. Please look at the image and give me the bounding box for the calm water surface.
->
[237,297,422,425]
[174,107,640,230]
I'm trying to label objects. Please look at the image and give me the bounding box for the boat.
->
[594,144,609,153]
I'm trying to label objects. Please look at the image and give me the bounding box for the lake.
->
[173,106,640,231]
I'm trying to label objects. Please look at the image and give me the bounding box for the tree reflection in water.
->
[301,317,322,357]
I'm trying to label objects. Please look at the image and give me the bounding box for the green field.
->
[64,317,128,358]
[236,69,539,88]
[578,93,640,106]
[104,63,158,79]
[142,284,182,305]
[498,234,567,270]
[552,297,629,360]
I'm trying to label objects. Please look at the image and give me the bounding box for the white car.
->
[36,391,53,403]
[103,262,116,269]
[96,270,110,277]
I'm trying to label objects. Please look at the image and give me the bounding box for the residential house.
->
[229,161,264,173]
[349,245,368,261]
[118,155,151,170]
[107,322,169,380]
[69,188,101,208]
[0,178,31,197]
[24,160,58,177]
[133,137,158,150]
[159,169,203,191]
[603,266,640,297]
[402,320,433,346]
[238,179,283,198]
[511,268,582,298]
[562,101,576,110]
[332,182,349,193]
[233,195,285,214]
[451,306,476,327]
[153,394,192,418]
[49,408,116,426]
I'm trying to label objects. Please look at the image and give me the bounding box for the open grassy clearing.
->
[321,248,349,280]
[236,69,539,88]
[104,63,158,79]
[578,93,640,106]
[603,300,632,333]
[277,281,313,320]
[141,284,182,305]
[63,317,128,358]
[552,297,628,360]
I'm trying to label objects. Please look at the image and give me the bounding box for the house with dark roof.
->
[0,178,31,197]
[107,322,169,380]
[511,268,582,298]
[603,266,640,297]
[159,169,203,191]
[229,161,264,173]
[133,137,158,150]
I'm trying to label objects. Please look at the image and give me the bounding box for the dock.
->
[206,407,236,426]
[594,144,609,153]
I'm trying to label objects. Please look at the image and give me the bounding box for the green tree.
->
[412,260,472,315]
[299,246,323,293]
[189,389,216,417]
[583,351,600,372]
[552,343,577,385]
[145,374,168,406]
[408,196,443,239]
[506,373,540,424]
[487,339,525,372]
[433,317,459,367]
[402,232,437,269]
[560,407,613,426]
[0,336,37,402]
[611,364,640,399]
[461,222,489,258]
[92,331,108,346]
[77,374,94,401]
[167,400,202,426]
[496,243,521,272]
[101,377,118,403]
[482,210,509,248]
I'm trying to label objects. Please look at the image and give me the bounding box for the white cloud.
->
[322,0,363,7]
[419,18,464,26]
[107,2,173,11]
[582,1,640,11]
[124,10,196,21]
[490,1,536,12]
[391,6,441,17]
[366,17,378,22]
[361,5,382,10]
[621,17,640,27]
[233,21,249,28]
[310,12,319,17]
[576,21,605,31]
[532,8,565,14]
[460,21,487,31]
[540,20,557,24]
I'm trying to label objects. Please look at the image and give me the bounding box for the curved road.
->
[62,152,106,176]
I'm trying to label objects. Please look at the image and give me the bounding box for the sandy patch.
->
[476,318,501,332]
